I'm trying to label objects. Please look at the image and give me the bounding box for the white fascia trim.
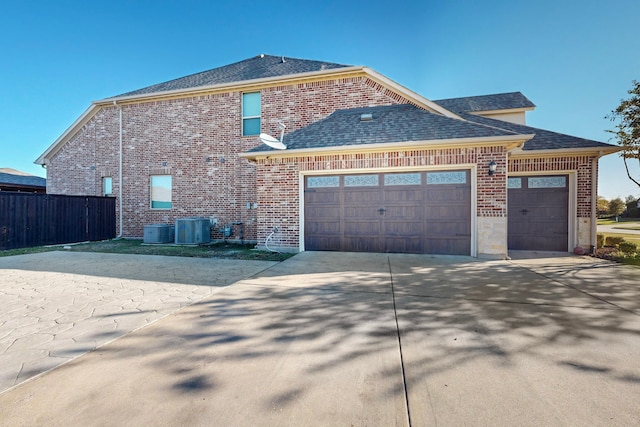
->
[509,146,623,158]
[94,66,368,105]
[470,107,535,116]
[34,104,99,165]
[362,68,462,119]
[241,134,535,160]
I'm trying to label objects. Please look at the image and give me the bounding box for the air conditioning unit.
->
[175,218,211,244]
[143,224,174,244]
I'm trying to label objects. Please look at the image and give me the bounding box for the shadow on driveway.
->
[0,252,638,426]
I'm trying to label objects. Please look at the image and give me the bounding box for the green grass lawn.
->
[599,232,640,246]
[0,239,294,262]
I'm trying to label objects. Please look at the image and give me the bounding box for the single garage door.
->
[508,175,569,251]
[304,170,471,255]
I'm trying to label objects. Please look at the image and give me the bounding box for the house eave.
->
[509,145,623,158]
[469,106,535,116]
[240,134,535,161]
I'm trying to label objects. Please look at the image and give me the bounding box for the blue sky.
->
[1,0,639,200]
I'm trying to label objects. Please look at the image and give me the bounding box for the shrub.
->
[597,233,604,248]
[595,247,618,259]
[605,236,625,248]
[619,242,638,254]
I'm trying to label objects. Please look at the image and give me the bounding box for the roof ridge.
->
[458,115,521,137]
[110,54,352,99]
[434,91,526,102]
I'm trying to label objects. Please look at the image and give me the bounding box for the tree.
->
[607,80,640,189]
[597,195,609,216]
[608,197,626,216]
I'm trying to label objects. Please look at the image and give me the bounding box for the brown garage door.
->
[304,171,471,255]
[508,175,569,251]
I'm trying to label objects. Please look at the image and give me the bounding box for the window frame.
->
[150,175,172,210]
[242,91,261,136]
[103,177,113,197]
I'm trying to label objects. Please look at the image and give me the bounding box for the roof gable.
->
[434,92,535,114]
[114,54,352,98]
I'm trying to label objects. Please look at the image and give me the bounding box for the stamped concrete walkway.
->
[0,251,277,393]
[0,251,639,426]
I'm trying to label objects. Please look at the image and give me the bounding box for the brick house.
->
[36,54,620,258]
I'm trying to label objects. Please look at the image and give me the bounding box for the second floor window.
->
[242,92,261,136]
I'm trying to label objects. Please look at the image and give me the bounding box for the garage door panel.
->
[305,206,340,218]
[344,221,380,235]
[305,191,340,203]
[384,206,422,219]
[305,221,341,234]
[425,190,469,203]
[384,220,423,236]
[385,237,423,253]
[425,206,468,220]
[344,207,379,219]
[384,189,423,202]
[344,190,382,204]
[528,221,566,234]
[306,236,341,251]
[343,236,382,252]
[427,221,470,237]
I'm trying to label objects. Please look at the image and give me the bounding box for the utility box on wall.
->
[143,224,174,244]
[175,218,211,244]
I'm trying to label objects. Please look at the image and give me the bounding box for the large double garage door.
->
[304,170,471,255]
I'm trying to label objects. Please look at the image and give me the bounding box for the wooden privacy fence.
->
[0,193,116,250]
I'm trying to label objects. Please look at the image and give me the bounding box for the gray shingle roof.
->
[458,113,612,151]
[248,103,615,153]
[249,104,519,152]
[434,92,536,113]
[0,172,46,188]
[114,54,351,98]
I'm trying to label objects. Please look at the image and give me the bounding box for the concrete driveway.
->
[0,251,638,426]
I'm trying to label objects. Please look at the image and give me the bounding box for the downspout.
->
[114,100,123,238]
[590,152,602,253]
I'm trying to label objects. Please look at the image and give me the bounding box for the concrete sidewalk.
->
[0,251,638,426]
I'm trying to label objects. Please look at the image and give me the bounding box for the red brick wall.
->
[47,76,408,238]
[477,147,508,217]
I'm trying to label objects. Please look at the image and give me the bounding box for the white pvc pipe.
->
[114,101,123,238]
